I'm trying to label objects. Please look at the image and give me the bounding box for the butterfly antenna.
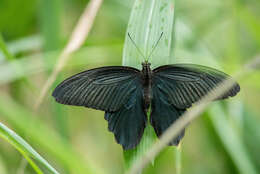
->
[128,33,146,60]
[147,32,163,61]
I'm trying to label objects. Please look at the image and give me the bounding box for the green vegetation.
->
[0,0,260,174]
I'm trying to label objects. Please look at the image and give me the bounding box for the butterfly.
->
[52,60,240,150]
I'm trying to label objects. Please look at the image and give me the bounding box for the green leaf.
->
[123,123,157,170]
[122,0,176,171]
[0,122,59,174]
[174,12,258,174]
[39,0,61,51]
[0,45,122,85]
[0,95,104,174]
[0,33,15,60]
[123,0,175,68]
[209,104,258,174]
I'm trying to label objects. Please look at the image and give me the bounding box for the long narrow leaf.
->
[0,33,15,61]
[0,122,59,174]
[0,95,104,174]
[123,0,175,68]
[209,104,258,174]
[122,0,176,171]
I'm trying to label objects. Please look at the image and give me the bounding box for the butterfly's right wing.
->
[52,66,141,112]
[150,64,240,145]
[152,64,240,109]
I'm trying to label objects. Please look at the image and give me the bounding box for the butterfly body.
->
[141,61,152,112]
[52,62,240,150]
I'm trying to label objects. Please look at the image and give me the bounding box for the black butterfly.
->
[52,61,240,150]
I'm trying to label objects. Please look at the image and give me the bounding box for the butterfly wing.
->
[105,83,147,150]
[150,64,240,145]
[152,64,240,109]
[52,66,141,112]
[151,84,186,145]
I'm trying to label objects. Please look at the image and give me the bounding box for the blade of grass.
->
[38,0,61,51]
[235,4,260,47]
[123,0,175,68]
[0,155,7,174]
[243,106,260,171]
[122,0,176,170]
[38,0,69,152]
[175,145,182,174]
[126,56,260,174]
[0,33,15,60]
[123,123,157,170]
[208,104,257,174]
[0,94,104,174]
[34,0,103,110]
[0,35,42,60]
[0,122,59,174]
[0,44,122,85]
[174,14,258,174]
[0,33,36,98]
[16,159,28,174]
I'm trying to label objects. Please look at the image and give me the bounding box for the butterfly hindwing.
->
[52,66,140,112]
[152,64,240,109]
[105,84,147,150]
[151,84,186,145]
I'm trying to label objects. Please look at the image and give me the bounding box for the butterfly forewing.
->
[152,64,240,109]
[52,66,141,112]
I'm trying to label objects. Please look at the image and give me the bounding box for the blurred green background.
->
[0,0,260,174]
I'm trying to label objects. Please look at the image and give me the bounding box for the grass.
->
[0,122,59,174]
[0,0,260,174]
[122,0,181,172]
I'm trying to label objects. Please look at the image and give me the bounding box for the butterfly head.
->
[142,61,151,68]
[141,61,151,73]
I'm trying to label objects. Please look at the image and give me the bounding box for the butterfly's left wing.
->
[105,83,147,150]
[52,66,141,112]
[53,66,147,150]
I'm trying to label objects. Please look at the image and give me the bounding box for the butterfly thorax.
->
[141,61,152,112]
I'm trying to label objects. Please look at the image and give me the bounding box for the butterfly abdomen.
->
[141,62,152,112]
